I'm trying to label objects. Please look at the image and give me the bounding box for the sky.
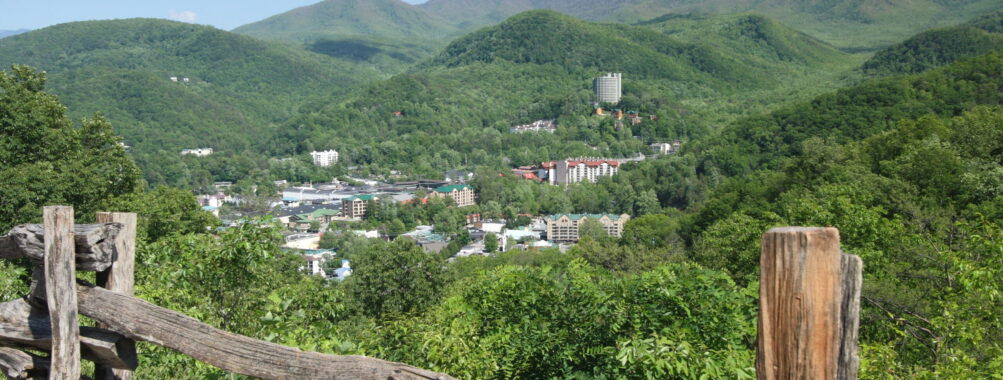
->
[0,0,428,31]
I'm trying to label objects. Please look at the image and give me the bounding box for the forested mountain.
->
[234,0,456,41]
[863,10,1003,75]
[233,0,459,72]
[0,19,382,182]
[420,0,1003,49]
[3,2,1003,377]
[0,29,28,39]
[253,10,858,180]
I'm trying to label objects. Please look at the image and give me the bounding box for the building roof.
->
[295,208,341,220]
[273,203,340,218]
[303,249,335,255]
[344,194,378,201]
[565,159,620,167]
[547,213,626,221]
[433,184,472,193]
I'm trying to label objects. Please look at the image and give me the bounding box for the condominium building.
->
[310,150,339,167]
[509,119,557,133]
[342,194,378,218]
[546,213,631,242]
[429,184,476,207]
[552,158,620,185]
[181,148,213,157]
[593,73,622,104]
[650,140,683,155]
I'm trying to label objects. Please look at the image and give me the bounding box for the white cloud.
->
[167,9,197,23]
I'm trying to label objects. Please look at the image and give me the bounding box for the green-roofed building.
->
[342,194,379,218]
[430,184,475,207]
[290,208,342,224]
[546,213,631,242]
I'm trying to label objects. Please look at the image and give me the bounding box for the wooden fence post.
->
[757,227,861,380]
[43,206,80,380]
[94,212,137,380]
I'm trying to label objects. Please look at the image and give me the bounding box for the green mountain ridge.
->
[0,29,29,39]
[863,10,1003,75]
[419,0,1003,49]
[0,18,382,175]
[258,10,858,179]
[233,0,459,72]
[234,0,457,41]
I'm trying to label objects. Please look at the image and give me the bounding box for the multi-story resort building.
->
[509,119,557,133]
[310,150,339,167]
[593,73,622,104]
[342,194,378,218]
[551,158,620,185]
[429,184,476,207]
[181,148,213,157]
[546,213,631,242]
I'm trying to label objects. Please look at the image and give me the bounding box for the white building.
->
[552,158,620,185]
[651,140,683,155]
[181,148,213,157]
[593,73,622,104]
[310,150,339,167]
[302,254,327,277]
[510,119,557,133]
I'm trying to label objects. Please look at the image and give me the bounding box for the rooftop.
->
[344,194,378,201]
[547,213,626,221]
[434,184,473,193]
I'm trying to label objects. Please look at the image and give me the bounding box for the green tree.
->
[101,186,218,242]
[578,218,607,241]
[634,189,662,215]
[620,213,678,249]
[484,232,499,253]
[0,65,140,231]
[347,239,448,319]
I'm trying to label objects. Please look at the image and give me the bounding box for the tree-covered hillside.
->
[233,0,459,73]
[234,0,457,42]
[0,19,382,178]
[863,10,1003,75]
[0,29,28,39]
[420,0,1003,50]
[251,10,858,176]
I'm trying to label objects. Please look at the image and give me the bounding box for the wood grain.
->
[43,206,81,380]
[757,227,842,380]
[73,284,454,380]
[0,223,122,271]
[94,212,137,380]
[838,253,862,380]
[0,347,48,380]
[0,298,137,370]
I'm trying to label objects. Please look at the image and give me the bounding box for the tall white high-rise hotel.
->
[593,72,622,104]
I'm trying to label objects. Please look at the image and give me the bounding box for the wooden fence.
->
[0,207,861,379]
[0,206,454,380]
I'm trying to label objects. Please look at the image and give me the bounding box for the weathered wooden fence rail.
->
[0,206,455,380]
[0,206,861,379]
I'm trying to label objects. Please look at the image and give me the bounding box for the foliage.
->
[863,11,1003,75]
[100,186,219,242]
[233,0,458,73]
[572,236,679,274]
[0,19,381,187]
[422,0,1003,50]
[261,9,862,181]
[0,65,140,231]
[484,232,499,253]
[364,260,756,378]
[345,239,449,319]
